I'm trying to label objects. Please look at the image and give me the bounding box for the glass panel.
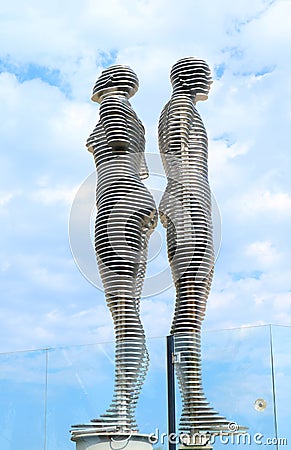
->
[46,341,115,450]
[202,326,276,448]
[271,325,291,449]
[46,337,167,450]
[136,336,167,439]
[1,326,288,449]
[0,349,46,450]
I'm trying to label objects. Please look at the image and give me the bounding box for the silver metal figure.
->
[159,57,235,436]
[76,65,157,434]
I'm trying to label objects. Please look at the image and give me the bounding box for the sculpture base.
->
[179,447,213,450]
[178,432,213,449]
[72,432,153,450]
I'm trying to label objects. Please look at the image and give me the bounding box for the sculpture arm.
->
[137,120,149,179]
[162,94,195,153]
[99,96,130,151]
[139,153,149,179]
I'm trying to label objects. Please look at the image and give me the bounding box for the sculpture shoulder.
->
[93,96,143,152]
[160,95,195,124]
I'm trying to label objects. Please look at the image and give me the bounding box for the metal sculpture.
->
[159,57,234,436]
[72,65,157,437]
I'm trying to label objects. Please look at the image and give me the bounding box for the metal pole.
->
[269,325,279,450]
[167,335,176,450]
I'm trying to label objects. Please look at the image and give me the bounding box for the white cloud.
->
[245,240,282,268]
[208,139,252,191]
[1,5,291,442]
[239,189,291,216]
[239,0,291,68]
[31,185,78,205]
[0,191,14,207]
[0,0,290,357]
[29,266,74,291]
[273,292,291,314]
[141,298,173,338]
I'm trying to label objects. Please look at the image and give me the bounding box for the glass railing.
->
[0,325,289,450]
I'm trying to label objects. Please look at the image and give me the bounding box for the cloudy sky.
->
[1,1,291,448]
[0,0,291,356]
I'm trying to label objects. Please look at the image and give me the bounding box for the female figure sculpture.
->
[84,65,157,432]
[159,57,233,436]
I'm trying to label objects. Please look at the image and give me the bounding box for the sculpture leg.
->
[91,205,156,431]
[167,216,231,435]
[172,291,225,435]
[100,297,148,431]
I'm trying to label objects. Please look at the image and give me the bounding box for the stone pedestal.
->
[179,446,213,450]
[178,433,213,450]
[72,432,153,450]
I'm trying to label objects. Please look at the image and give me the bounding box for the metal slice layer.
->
[159,57,242,435]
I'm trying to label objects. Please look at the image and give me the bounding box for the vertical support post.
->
[167,335,176,450]
[44,348,49,450]
[269,325,278,450]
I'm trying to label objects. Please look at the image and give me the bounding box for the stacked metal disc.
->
[159,57,236,435]
[71,65,157,438]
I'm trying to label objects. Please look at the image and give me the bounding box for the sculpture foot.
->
[89,407,137,433]
[179,411,247,436]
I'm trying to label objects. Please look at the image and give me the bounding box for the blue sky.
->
[0,0,291,446]
[1,0,290,352]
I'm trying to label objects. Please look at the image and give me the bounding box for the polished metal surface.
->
[71,432,153,450]
[71,60,244,440]
[71,65,157,436]
[159,57,238,435]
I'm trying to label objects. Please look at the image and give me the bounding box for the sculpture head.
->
[91,64,139,103]
[170,57,212,101]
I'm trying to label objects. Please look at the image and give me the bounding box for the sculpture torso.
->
[87,95,149,207]
[87,94,156,296]
[159,94,211,223]
[159,93,214,329]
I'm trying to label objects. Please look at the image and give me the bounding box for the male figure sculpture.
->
[159,57,233,436]
[75,65,157,434]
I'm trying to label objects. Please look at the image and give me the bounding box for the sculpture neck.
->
[172,88,197,104]
[100,92,129,102]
